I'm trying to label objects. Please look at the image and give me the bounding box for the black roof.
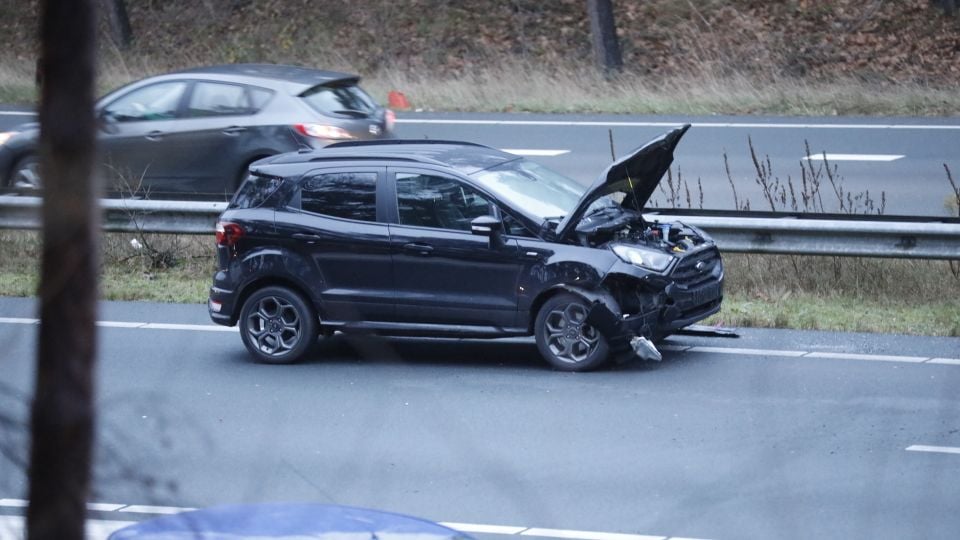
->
[169,64,359,88]
[256,140,521,176]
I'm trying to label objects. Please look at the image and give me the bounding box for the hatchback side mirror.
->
[470,215,502,237]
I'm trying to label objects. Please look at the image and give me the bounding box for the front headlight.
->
[612,244,675,272]
[0,132,17,145]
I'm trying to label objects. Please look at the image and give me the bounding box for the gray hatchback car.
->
[0,63,393,198]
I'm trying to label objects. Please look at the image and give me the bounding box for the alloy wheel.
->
[544,302,601,364]
[245,295,302,357]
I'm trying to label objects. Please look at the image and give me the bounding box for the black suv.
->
[208,125,724,371]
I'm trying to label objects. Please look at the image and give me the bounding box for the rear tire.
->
[534,293,611,372]
[238,286,318,364]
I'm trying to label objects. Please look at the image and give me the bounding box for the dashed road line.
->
[802,153,904,162]
[0,111,35,116]
[906,445,960,455]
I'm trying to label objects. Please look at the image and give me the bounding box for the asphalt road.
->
[1,297,959,539]
[2,108,958,216]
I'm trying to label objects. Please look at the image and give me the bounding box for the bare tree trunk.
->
[587,0,623,74]
[102,0,133,48]
[27,0,100,539]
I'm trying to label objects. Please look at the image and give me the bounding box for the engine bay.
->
[575,212,709,253]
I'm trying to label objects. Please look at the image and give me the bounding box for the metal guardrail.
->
[0,196,227,234]
[1,196,959,259]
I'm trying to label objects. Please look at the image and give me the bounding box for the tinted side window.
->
[187,82,251,117]
[301,172,377,222]
[103,82,187,122]
[230,174,284,209]
[396,173,492,231]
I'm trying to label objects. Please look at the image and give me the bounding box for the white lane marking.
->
[396,118,960,130]
[118,504,195,514]
[0,318,236,333]
[804,351,927,363]
[86,503,127,512]
[926,358,960,365]
[906,445,960,455]
[0,516,136,540]
[0,111,34,116]
[802,153,904,162]
[140,322,237,332]
[0,317,955,367]
[0,318,37,325]
[687,346,806,357]
[440,522,529,535]
[520,528,667,540]
[500,149,570,157]
[0,499,28,508]
[96,321,145,328]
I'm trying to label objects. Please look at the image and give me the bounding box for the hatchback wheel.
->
[239,286,318,364]
[9,155,41,191]
[534,293,610,372]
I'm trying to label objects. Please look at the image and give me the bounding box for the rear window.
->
[300,172,377,221]
[230,174,284,209]
[300,84,378,117]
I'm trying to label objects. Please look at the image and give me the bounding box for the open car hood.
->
[554,124,690,241]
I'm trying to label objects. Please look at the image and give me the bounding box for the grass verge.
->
[3,60,960,117]
[2,231,958,337]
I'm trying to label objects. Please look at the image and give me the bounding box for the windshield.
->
[471,159,616,220]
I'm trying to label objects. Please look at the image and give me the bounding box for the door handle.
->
[222,126,246,135]
[292,233,322,242]
[145,130,163,141]
[402,242,434,255]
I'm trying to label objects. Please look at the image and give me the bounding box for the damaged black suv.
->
[208,125,723,371]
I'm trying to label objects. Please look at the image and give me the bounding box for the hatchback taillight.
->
[385,109,396,132]
[294,123,354,140]
[215,221,245,247]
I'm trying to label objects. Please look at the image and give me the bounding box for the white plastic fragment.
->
[630,336,662,362]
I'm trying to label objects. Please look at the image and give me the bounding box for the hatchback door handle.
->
[292,233,322,242]
[402,242,433,255]
[145,130,163,141]
[222,126,246,135]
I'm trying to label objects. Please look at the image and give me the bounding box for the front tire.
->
[239,286,318,364]
[534,293,611,372]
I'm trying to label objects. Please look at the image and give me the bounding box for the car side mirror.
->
[470,215,502,237]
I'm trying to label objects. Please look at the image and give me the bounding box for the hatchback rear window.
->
[300,84,377,117]
[230,174,284,209]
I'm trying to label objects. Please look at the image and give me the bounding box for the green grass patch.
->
[2,231,959,336]
[707,294,960,337]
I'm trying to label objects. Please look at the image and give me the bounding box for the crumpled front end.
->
[585,243,724,360]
